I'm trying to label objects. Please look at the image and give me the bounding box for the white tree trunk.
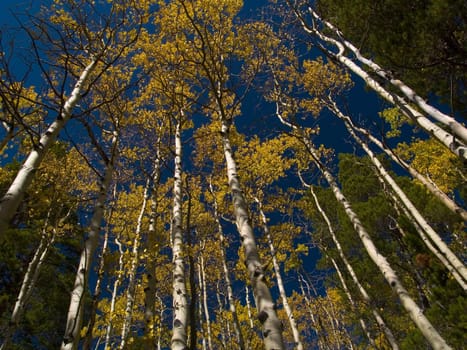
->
[306,183,399,349]
[220,119,285,350]
[199,252,213,350]
[171,119,188,350]
[275,105,452,350]
[330,256,376,347]
[347,117,467,221]
[104,235,124,349]
[120,179,151,349]
[209,180,245,349]
[306,6,467,145]
[0,58,98,232]
[61,133,116,350]
[286,2,467,159]
[255,197,303,350]
[328,101,467,290]
[145,154,161,345]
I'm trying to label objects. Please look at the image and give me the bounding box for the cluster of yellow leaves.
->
[396,138,464,193]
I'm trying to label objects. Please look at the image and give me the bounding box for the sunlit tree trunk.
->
[171,119,188,350]
[276,105,452,350]
[305,182,399,349]
[220,119,285,350]
[198,250,213,350]
[286,1,467,159]
[82,185,116,350]
[254,197,303,350]
[119,179,151,349]
[209,180,245,349]
[347,117,467,221]
[0,58,98,233]
[330,256,376,347]
[306,5,467,145]
[61,132,117,350]
[328,100,467,290]
[104,235,124,349]
[145,153,162,345]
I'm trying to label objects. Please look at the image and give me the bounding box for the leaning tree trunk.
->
[346,116,467,221]
[328,100,467,290]
[275,105,452,350]
[0,58,98,233]
[199,251,213,350]
[304,5,467,145]
[144,153,162,346]
[171,119,189,350]
[104,234,124,349]
[119,179,151,349]
[286,2,467,159]
[305,182,399,349]
[209,180,245,349]
[61,132,117,350]
[329,256,376,348]
[82,187,115,350]
[220,118,285,350]
[255,197,303,350]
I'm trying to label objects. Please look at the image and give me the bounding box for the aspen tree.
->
[324,100,467,290]
[304,182,399,349]
[0,0,144,233]
[208,180,245,349]
[274,100,452,348]
[285,0,467,159]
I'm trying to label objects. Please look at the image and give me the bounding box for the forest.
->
[0,0,465,349]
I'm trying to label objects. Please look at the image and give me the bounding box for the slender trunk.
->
[185,189,197,350]
[347,116,467,221]
[199,253,213,350]
[286,2,467,159]
[220,119,285,350]
[330,256,376,347]
[171,119,188,350]
[305,182,399,349]
[1,210,56,350]
[328,101,467,290]
[307,6,467,145]
[144,154,161,345]
[209,180,245,349]
[0,58,98,232]
[254,197,303,350]
[119,179,151,349]
[82,191,114,350]
[61,133,116,350]
[104,235,124,349]
[215,284,227,349]
[198,270,207,350]
[297,276,324,350]
[275,106,452,350]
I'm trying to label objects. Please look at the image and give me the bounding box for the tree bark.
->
[119,179,151,349]
[0,58,98,233]
[328,100,467,290]
[171,119,188,350]
[275,104,452,350]
[305,182,399,350]
[286,1,467,159]
[209,180,245,349]
[220,119,285,350]
[61,132,116,350]
[255,197,303,350]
